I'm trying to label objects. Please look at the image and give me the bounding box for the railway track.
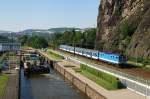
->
[58,50,150,84]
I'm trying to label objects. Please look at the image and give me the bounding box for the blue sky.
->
[0,0,100,31]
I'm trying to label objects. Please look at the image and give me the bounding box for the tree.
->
[119,20,136,40]
[18,35,48,49]
[82,28,96,49]
[18,35,29,45]
[49,28,96,49]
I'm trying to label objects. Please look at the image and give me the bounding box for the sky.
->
[0,0,100,32]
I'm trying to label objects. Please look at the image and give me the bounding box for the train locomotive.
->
[60,45,127,65]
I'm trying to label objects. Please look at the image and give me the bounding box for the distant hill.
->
[16,27,83,37]
[0,30,11,34]
[18,27,82,35]
[18,29,51,34]
[0,27,85,41]
[48,27,82,33]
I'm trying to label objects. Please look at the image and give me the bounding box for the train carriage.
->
[98,52,126,64]
[65,47,70,52]
[75,47,83,55]
[69,46,74,53]
[59,45,63,50]
[98,52,119,64]
[91,50,99,59]
[59,45,127,65]
[85,49,92,58]
[60,45,68,51]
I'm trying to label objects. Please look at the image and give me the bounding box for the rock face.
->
[95,0,150,59]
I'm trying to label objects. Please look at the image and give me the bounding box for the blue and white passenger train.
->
[59,45,127,65]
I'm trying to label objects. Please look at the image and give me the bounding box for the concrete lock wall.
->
[73,77,86,93]
[54,63,106,99]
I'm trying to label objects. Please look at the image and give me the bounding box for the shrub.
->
[119,20,136,40]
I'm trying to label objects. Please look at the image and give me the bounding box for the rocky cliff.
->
[95,0,150,59]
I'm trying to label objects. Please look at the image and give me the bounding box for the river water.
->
[20,68,89,99]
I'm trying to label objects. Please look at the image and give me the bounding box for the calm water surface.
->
[20,68,89,99]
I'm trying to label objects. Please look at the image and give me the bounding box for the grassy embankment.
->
[46,50,64,61]
[74,64,121,90]
[0,75,9,97]
[127,57,150,71]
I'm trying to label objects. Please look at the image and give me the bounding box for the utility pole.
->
[8,32,11,73]
[136,48,138,66]
[8,32,14,73]
[72,28,76,56]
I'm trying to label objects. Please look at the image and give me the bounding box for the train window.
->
[93,53,97,56]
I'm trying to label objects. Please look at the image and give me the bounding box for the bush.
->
[119,20,136,40]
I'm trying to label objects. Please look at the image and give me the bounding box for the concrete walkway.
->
[2,69,19,99]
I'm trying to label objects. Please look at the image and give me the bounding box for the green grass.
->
[81,70,118,90]
[0,75,9,97]
[73,67,119,90]
[47,50,64,61]
[73,68,82,72]
[127,61,143,67]
[77,64,120,90]
[128,57,150,67]
[143,67,150,72]
[21,46,30,49]
[127,61,150,72]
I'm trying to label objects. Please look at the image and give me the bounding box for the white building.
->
[0,43,21,52]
